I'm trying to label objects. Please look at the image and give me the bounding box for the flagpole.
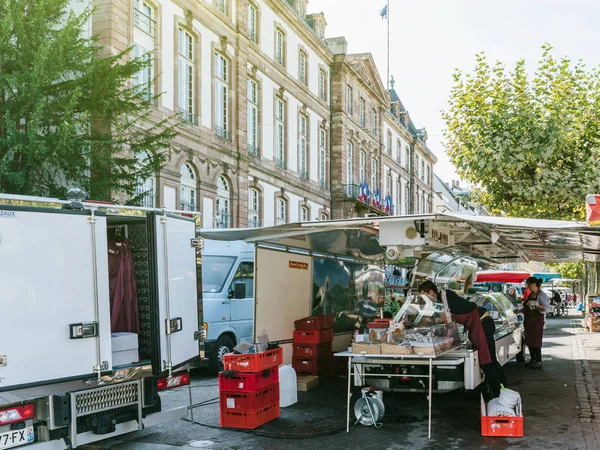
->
[386,0,390,90]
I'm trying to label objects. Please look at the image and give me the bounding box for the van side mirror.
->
[234,282,246,299]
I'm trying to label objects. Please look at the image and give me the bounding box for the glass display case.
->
[468,292,519,339]
[381,293,462,357]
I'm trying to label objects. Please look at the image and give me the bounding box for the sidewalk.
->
[84,311,600,450]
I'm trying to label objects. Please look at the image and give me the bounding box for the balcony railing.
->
[133,8,156,36]
[342,184,360,200]
[247,143,259,157]
[215,125,231,141]
[178,108,197,125]
[180,200,196,211]
[214,212,230,229]
[275,157,286,170]
[299,170,309,180]
[319,178,327,189]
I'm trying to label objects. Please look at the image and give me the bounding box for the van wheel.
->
[212,335,234,373]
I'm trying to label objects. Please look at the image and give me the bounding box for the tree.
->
[443,44,600,220]
[0,0,176,202]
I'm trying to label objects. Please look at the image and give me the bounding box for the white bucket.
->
[498,387,520,409]
[361,387,384,402]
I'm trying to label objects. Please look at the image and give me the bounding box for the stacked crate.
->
[292,315,335,379]
[219,347,283,429]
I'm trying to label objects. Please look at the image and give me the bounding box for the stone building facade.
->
[88,0,332,228]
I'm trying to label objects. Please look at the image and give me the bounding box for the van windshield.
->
[202,256,236,293]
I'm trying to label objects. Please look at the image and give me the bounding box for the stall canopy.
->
[198,213,600,264]
[533,272,562,282]
[476,271,532,283]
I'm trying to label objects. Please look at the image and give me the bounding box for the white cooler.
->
[111,332,139,367]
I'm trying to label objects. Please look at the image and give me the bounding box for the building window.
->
[214,53,229,140]
[387,173,392,195]
[132,45,154,102]
[247,79,259,156]
[276,197,287,225]
[359,98,366,126]
[371,109,377,135]
[422,191,426,214]
[396,140,401,163]
[275,98,285,169]
[421,160,425,180]
[319,69,327,101]
[248,188,260,227]
[346,141,353,185]
[371,159,377,193]
[405,184,410,215]
[299,50,308,85]
[275,28,285,66]
[319,128,327,188]
[215,176,231,228]
[295,0,306,16]
[320,212,328,221]
[134,151,155,208]
[300,205,309,222]
[396,180,402,216]
[180,163,196,211]
[299,114,308,179]
[359,150,366,184]
[416,189,420,214]
[387,131,392,155]
[177,28,195,124]
[426,165,431,185]
[134,0,155,36]
[248,3,258,43]
[405,146,410,169]
[315,20,324,38]
[346,85,353,115]
[215,0,227,15]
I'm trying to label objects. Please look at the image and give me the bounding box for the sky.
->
[309,0,600,183]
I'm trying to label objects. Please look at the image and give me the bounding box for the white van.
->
[198,240,254,371]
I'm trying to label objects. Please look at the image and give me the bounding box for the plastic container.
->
[292,355,333,373]
[498,387,521,409]
[293,342,332,358]
[222,347,283,373]
[220,402,280,429]
[293,358,335,379]
[279,365,298,408]
[481,395,523,437]
[293,329,334,345]
[218,369,279,393]
[219,384,279,411]
[294,314,334,331]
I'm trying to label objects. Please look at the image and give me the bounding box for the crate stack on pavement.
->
[218,347,283,429]
[292,315,335,380]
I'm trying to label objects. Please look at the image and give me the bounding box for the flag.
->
[365,183,370,205]
[379,4,388,19]
[358,181,364,202]
[385,194,391,213]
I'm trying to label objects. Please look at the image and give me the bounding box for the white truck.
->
[0,195,201,450]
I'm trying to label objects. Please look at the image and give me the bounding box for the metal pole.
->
[428,358,433,439]
[161,210,173,378]
[88,208,102,382]
[188,371,194,423]
[386,0,390,91]
[346,356,352,432]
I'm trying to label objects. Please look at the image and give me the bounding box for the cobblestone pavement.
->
[85,311,600,450]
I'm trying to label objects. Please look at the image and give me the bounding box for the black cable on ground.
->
[181,417,346,439]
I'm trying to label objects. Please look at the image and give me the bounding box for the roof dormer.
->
[306,12,327,39]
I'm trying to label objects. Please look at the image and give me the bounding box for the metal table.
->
[335,349,465,438]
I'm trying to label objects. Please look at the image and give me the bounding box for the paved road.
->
[86,311,600,450]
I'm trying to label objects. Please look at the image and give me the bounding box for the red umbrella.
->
[476,271,531,283]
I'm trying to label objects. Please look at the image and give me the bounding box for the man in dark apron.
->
[523,277,549,369]
[418,280,506,398]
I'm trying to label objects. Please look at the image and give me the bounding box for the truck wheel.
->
[212,335,234,373]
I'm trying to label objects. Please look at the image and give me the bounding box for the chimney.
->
[325,36,348,55]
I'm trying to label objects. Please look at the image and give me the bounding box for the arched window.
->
[134,151,155,208]
[215,176,231,228]
[276,197,287,225]
[248,188,260,228]
[320,212,328,221]
[300,205,309,222]
[180,163,196,211]
[359,150,366,184]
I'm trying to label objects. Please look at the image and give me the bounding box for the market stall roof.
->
[475,271,532,283]
[198,213,600,264]
[533,272,562,281]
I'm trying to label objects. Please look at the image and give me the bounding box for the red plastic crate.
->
[220,384,280,411]
[294,314,334,331]
[480,395,523,437]
[223,347,283,373]
[293,329,334,344]
[220,402,280,429]
[293,342,332,358]
[293,357,335,379]
[218,369,279,393]
[292,355,333,373]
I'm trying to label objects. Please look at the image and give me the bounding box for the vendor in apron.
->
[523,277,549,369]
[418,280,506,398]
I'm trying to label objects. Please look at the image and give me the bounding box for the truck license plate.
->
[0,427,34,450]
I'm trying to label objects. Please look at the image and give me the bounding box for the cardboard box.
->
[297,375,319,392]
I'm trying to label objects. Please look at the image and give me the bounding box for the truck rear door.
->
[150,213,199,373]
[0,207,112,389]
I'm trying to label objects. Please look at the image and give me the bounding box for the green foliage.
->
[0,0,176,201]
[443,44,600,220]
[545,261,584,280]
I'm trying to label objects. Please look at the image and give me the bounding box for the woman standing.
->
[506,287,518,307]
[523,277,549,369]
